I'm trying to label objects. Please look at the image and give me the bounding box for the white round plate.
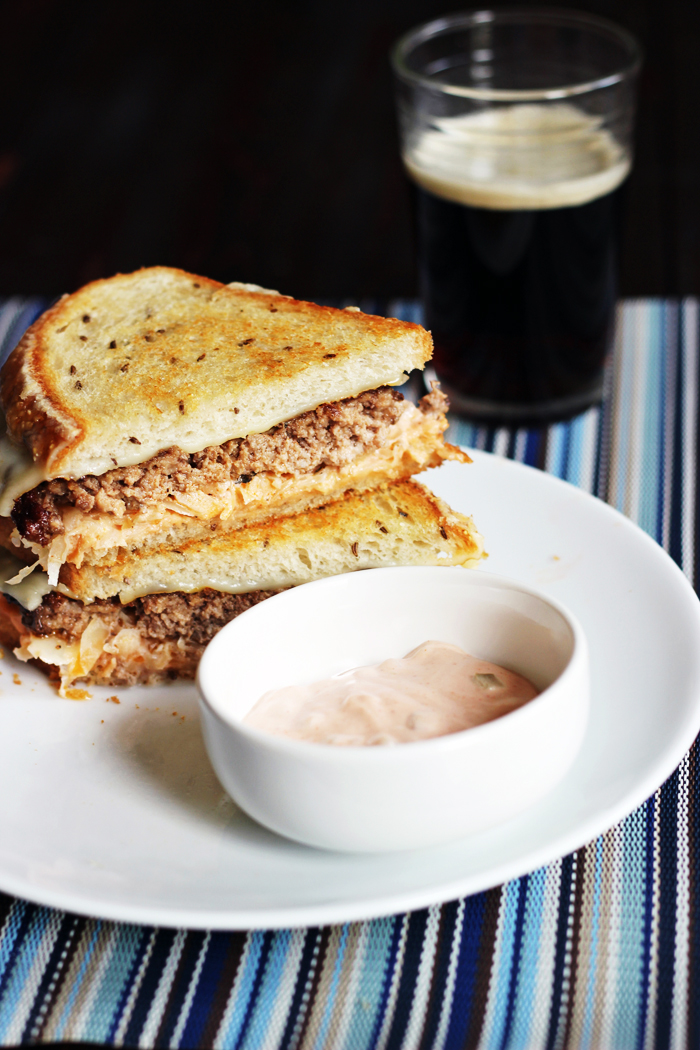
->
[2,450,700,930]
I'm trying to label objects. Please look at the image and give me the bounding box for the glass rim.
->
[391,7,643,101]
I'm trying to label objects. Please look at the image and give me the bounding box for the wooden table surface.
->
[0,0,696,302]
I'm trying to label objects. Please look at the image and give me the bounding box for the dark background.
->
[0,0,696,301]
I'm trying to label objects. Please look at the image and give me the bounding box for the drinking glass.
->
[392,9,641,423]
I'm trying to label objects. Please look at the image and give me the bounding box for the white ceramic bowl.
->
[197,567,589,852]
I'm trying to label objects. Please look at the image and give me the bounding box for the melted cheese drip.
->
[0,549,50,610]
[0,432,46,517]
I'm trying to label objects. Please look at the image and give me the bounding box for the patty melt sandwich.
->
[0,267,483,693]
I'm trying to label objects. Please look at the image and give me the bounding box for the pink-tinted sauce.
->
[243,640,538,746]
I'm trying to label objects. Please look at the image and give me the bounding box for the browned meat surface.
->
[11,492,64,547]
[136,590,272,647]
[28,591,95,641]
[25,588,276,645]
[12,386,448,546]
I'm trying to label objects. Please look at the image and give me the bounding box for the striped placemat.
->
[0,298,697,1049]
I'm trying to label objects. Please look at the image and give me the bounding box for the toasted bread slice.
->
[0,267,432,509]
[58,479,484,604]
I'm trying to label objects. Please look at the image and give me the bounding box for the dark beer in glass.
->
[392,11,640,423]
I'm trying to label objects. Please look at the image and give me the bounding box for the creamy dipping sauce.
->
[243,641,538,746]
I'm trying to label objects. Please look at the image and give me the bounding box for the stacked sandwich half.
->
[0,267,483,694]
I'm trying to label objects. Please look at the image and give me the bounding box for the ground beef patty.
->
[13,386,446,547]
[23,588,277,686]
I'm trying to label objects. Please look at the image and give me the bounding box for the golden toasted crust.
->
[1,295,85,477]
[0,267,433,481]
[59,479,484,603]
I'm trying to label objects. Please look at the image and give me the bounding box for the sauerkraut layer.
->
[0,588,277,696]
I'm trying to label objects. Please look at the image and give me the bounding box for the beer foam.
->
[404,103,630,210]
